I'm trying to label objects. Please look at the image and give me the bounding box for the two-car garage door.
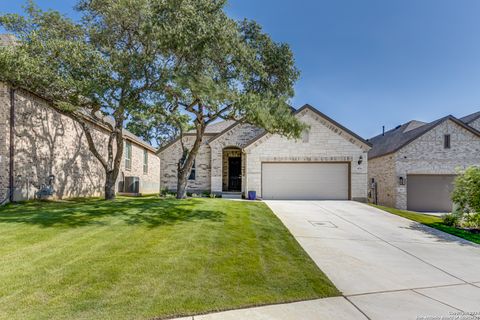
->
[261,162,349,200]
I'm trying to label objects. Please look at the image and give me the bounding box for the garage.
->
[261,162,350,200]
[407,175,456,212]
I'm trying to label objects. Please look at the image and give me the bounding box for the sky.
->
[2,0,480,138]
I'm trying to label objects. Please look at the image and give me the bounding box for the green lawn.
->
[0,197,338,320]
[370,204,480,244]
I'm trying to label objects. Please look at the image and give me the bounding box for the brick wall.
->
[1,82,160,202]
[209,123,264,193]
[121,140,160,194]
[222,148,242,191]
[368,154,397,207]
[244,108,369,201]
[159,135,213,193]
[394,119,480,209]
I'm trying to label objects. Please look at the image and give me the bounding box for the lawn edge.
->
[156,296,334,320]
[369,204,480,245]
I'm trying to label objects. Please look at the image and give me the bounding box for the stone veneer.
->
[0,84,10,202]
[159,135,213,193]
[159,107,370,200]
[209,123,264,194]
[367,154,396,207]
[0,82,160,203]
[369,119,480,209]
[222,148,242,191]
[244,108,369,201]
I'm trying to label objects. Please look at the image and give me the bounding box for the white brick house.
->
[368,112,480,212]
[159,104,371,201]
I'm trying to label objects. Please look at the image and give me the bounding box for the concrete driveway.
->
[264,200,480,320]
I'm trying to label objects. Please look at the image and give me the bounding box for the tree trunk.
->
[176,122,205,199]
[176,168,189,199]
[104,171,117,200]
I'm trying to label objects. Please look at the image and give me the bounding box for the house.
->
[0,82,161,204]
[159,104,371,201]
[368,112,480,212]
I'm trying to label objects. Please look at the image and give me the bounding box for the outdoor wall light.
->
[399,176,405,185]
[357,155,363,165]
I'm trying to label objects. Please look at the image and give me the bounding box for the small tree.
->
[452,166,480,214]
[138,0,305,199]
[0,1,170,200]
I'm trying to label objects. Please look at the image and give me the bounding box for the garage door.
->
[262,162,349,200]
[407,175,456,212]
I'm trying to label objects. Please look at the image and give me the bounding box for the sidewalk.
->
[172,297,367,320]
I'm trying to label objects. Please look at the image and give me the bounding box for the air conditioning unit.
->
[124,176,140,193]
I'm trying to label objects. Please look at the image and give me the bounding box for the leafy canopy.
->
[452,166,480,214]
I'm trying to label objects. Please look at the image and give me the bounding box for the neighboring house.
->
[0,82,161,203]
[159,104,371,201]
[368,112,480,212]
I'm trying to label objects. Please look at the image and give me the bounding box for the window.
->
[143,149,148,174]
[125,141,132,170]
[301,129,310,143]
[188,160,196,180]
[444,134,451,149]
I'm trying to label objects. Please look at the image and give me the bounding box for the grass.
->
[0,197,338,320]
[370,204,480,244]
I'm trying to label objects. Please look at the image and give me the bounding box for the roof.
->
[460,111,480,124]
[159,104,371,153]
[243,104,372,149]
[191,120,237,134]
[368,115,480,159]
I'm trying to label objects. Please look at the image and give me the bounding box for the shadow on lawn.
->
[0,198,225,228]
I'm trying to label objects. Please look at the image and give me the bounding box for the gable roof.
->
[186,119,237,134]
[243,104,372,149]
[368,115,480,159]
[461,111,480,124]
[159,104,371,153]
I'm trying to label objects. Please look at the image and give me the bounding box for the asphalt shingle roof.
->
[460,111,480,124]
[368,114,480,159]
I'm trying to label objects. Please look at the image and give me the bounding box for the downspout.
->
[8,87,15,203]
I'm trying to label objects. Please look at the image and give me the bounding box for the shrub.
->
[452,166,480,214]
[443,213,460,227]
[464,213,480,229]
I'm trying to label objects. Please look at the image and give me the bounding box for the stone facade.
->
[222,148,242,191]
[367,154,396,207]
[369,119,480,209]
[158,106,371,201]
[244,108,370,201]
[209,123,264,194]
[121,137,161,194]
[0,82,160,203]
[0,84,10,202]
[159,135,213,193]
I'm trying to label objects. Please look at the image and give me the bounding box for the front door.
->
[228,157,242,191]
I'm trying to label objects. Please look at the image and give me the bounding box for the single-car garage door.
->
[407,175,456,212]
[262,162,349,200]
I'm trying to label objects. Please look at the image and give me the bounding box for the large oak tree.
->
[129,0,306,198]
[0,0,170,199]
